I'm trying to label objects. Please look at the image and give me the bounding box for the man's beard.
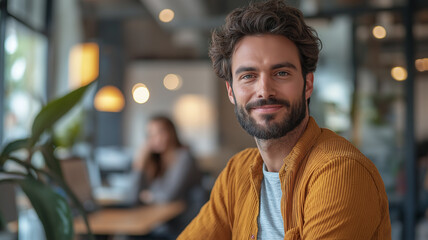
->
[234,94,306,140]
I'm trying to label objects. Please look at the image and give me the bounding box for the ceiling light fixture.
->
[94,86,125,112]
[132,83,150,104]
[163,74,182,90]
[415,58,428,72]
[391,66,407,81]
[69,43,99,88]
[159,9,174,23]
[372,25,387,39]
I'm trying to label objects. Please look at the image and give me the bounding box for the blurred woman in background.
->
[133,115,202,203]
[133,115,205,238]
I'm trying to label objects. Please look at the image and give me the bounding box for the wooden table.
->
[74,201,186,236]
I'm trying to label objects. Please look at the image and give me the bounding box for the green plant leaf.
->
[1,169,94,239]
[30,82,94,147]
[18,176,74,240]
[0,138,30,166]
[40,141,64,179]
[50,171,94,240]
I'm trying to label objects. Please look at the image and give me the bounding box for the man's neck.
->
[256,116,309,172]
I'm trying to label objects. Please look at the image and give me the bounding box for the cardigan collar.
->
[250,116,322,176]
[279,116,321,174]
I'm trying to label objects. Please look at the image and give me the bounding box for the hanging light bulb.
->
[372,25,387,39]
[415,58,428,72]
[391,66,407,81]
[163,74,182,90]
[159,9,175,23]
[132,83,150,104]
[69,43,99,88]
[94,86,125,112]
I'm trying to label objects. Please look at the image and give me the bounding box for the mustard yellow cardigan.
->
[178,117,391,240]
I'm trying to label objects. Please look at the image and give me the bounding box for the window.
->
[3,18,47,142]
[7,0,47,31]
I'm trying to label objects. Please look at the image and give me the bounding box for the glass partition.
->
[309,16,353,138]
[415,8,428,240]
[2,18,47,142]
[353,11,406,198]
[7,0,47,31]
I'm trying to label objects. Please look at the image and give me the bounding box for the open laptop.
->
[92,171,141,207]
[60,157,141,210]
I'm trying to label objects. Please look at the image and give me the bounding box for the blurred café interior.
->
[0,0,427,239]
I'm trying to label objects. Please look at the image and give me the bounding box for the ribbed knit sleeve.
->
[302,158,384,239]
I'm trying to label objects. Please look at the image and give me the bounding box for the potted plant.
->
[0,83,95,240]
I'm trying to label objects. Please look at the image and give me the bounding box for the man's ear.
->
[225,81,236,104]
[305,72,314,100]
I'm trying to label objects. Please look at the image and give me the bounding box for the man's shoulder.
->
[317,128,355,147]
[296,117,371,169]
[308,128,375,170]
[307,128,379,180]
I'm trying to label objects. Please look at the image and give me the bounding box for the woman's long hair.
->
[148,115,183,178]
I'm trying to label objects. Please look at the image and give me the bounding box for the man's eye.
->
[241,74,255,79]
[276,71,289,76]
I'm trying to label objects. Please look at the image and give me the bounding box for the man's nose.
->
[257,74,276,99]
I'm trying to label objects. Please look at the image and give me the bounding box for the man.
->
[178,0,391,239]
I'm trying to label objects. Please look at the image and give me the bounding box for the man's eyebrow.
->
[234,66,257,75]
[234,62,297,75]
[271,62,297,70]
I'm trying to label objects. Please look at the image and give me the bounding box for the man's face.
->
[226,34,313,139]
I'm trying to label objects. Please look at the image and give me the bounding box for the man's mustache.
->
[245,98,291,111]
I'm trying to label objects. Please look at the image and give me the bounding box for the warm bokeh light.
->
[163,74,182,90]
[372,26,387,39]
[132,83,150,104]
[69,43,99,88]
[391,66,407,81]
[94,86,125,112]
[173,95,214,129]
[159,9,174,23]
[415,58,428,72]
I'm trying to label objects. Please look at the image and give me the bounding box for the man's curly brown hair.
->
[209,0,322,84]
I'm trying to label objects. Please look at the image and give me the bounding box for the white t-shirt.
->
[257,164,285,239]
